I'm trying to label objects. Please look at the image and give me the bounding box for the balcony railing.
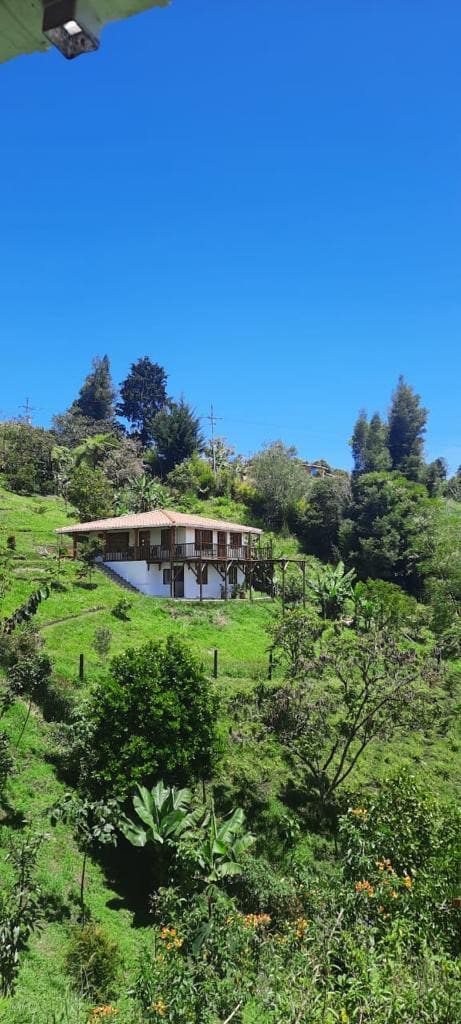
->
[104,542,273,563]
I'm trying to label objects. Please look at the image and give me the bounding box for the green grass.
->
[2,483,461,1020]
[0,485,278,692]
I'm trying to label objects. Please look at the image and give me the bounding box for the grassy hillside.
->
[1,484,461,1021]
[0,486,277,691]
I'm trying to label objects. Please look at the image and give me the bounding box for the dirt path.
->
[39,606,106,629]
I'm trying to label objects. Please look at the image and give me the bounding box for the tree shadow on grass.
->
[94,841,155,928]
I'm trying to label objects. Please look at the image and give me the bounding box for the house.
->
[56,509,268,600]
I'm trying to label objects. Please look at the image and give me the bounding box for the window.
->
[163,569,171,585]
[228,565,238,585]
[230,532,242,549]
[198,564,208,585]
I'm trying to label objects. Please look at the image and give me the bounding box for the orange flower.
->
[403,874,413,889]
[355,880,375,896]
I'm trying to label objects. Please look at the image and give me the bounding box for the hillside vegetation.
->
[1,369,461,1023]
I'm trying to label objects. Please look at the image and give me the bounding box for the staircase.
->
[96,563,140,594]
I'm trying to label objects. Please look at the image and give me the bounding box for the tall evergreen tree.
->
[117,356,168,445]
[350,411,369,474]
[363,413,391,473]
[150,400,203,476]
[387,376,427,480]
[73,355,116,422]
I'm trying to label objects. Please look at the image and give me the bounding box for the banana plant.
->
[307,561,356,620]
[193,802,254,885]
[121,780,196,848]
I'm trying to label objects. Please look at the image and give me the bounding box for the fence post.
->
[268,649,274,681]
[213,649,219,679]
[79,653,84,682]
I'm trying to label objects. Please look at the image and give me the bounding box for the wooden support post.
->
[199,533,203,602]
[224,562,228,601]
[79,653,84,682]
[302,561,306,608]
[72,536,77,560]
[213,649,218,679]
[281,562,286,614]
[170,527,175,598]
[268,648,273,681]
[249,562,253,602]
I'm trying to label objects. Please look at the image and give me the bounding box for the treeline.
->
[2,361,461,616]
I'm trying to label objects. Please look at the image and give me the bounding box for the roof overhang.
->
[0,0,170,64]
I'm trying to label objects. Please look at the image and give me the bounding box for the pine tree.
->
[363,413,391,473]
[73,356,116,422]
[150,400,204,476]
[388,376,428,480]
[350,411,369,474]
[117,356,168,445]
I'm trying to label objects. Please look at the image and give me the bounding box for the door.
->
[217,531,227,557]
[105,532,129,559]
[161,528,172,556]
[195,529,213,555]
[174,566,184,598]
[139,530,150,558]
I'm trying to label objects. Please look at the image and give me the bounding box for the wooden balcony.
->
[104,542,273,564]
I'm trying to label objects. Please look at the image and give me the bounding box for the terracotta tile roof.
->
[56,508,263,536]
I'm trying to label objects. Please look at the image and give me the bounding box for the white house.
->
[56,509,267,600]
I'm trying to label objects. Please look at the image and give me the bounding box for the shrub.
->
[0,733,14,794]
[111,596,132,621]
[65,923,121,1003]
[85,636,218,798]
[93,627,112,660]
[6,536,16,552]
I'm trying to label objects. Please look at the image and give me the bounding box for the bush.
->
[65,923,121,1003]
[93,627,112,660]
[0,733,14,794]
[85,635,219,798]
[111,596,132,620]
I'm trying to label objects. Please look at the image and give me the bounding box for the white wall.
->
[105,559,246,600]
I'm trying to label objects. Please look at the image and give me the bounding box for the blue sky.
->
[0,1,460,469]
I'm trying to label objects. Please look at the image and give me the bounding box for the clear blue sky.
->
[1,1,460,469]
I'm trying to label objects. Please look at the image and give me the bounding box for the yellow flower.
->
[151,1000,167,1017]
[403,874,413,889]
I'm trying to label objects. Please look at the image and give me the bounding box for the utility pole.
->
[205,404,223,476]
[20,398,34,425]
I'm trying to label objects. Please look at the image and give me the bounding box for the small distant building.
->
[56,509,267,600]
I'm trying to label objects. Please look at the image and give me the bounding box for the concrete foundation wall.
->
[105,560,245,599]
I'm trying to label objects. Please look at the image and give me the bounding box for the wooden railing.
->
[104,543,273,563]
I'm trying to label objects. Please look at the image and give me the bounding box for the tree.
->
[67,464,114,522]
[387,376,428,480]
[120,473,168,514]
[350,411,369,475]
[269,608,323,678]
[0,422,55,496]
[250,442,308,530]
[293,476,351,560]
[267,628,441,804]
[340,472,432,593]
[117,356,168,445]
[84,636,218,798]
[51,794,119,923]
[72,356,116,422]
[425,457,448,497]
[73,433,120,470]
[350,412,390,475]
[307,561,356,619]
[150,400,204,476]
